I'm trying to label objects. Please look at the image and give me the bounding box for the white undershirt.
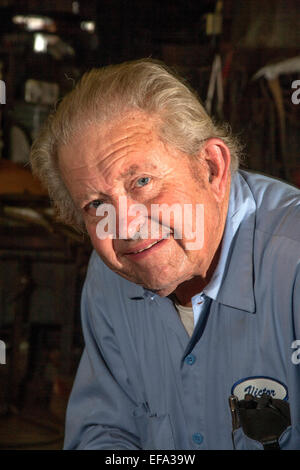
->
[174,303,194,337]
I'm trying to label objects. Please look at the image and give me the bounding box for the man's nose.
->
[115,196,148,239]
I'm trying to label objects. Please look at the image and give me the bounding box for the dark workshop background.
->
[0,0,299,450]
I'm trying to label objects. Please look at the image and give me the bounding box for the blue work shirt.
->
[64,170,300,450]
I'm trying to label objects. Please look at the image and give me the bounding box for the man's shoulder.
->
[239,170,300,242]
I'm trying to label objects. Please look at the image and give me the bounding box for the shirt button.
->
[192,433,204,445]
[185,354,196,365]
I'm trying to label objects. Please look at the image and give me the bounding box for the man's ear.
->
[201,138,231,202]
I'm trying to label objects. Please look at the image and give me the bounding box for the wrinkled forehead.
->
[56,113,190,204]
[57,110,161,168]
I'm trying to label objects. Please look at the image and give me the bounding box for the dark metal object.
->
[229,393,291,450]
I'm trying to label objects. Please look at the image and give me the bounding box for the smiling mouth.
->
[130,240,161,254]
[124,238,168,257]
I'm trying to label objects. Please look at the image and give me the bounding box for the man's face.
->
[58,112,227,297]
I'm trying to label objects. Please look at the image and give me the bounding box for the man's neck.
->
[173,244,221,307]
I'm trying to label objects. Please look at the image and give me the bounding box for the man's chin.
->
[113,267,182,297]
[140,280,179,298]
[154,287,176,297]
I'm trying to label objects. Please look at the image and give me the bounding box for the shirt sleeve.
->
[63,260,141,450]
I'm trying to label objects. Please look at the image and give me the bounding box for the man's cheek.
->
[86,224,99,247]
[87,228,117,262]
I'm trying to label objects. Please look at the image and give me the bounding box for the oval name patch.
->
[231,376,288,401]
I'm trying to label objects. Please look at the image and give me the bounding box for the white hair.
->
[30,58,242,228]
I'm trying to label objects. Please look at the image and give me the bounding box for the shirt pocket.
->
[133,404,175,450]
[232,425,293,450]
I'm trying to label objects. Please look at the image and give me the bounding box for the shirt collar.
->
[205,171,257,313]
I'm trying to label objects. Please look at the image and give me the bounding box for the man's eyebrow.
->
[119,163,157,178]
[76,183,106,207]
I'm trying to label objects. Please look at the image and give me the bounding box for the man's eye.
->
[84,200,104,215]
[136,176,151,187]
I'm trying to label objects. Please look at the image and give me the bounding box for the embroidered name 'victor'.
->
[244,385,276,398]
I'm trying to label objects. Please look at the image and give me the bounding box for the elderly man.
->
[30,59,300,450]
